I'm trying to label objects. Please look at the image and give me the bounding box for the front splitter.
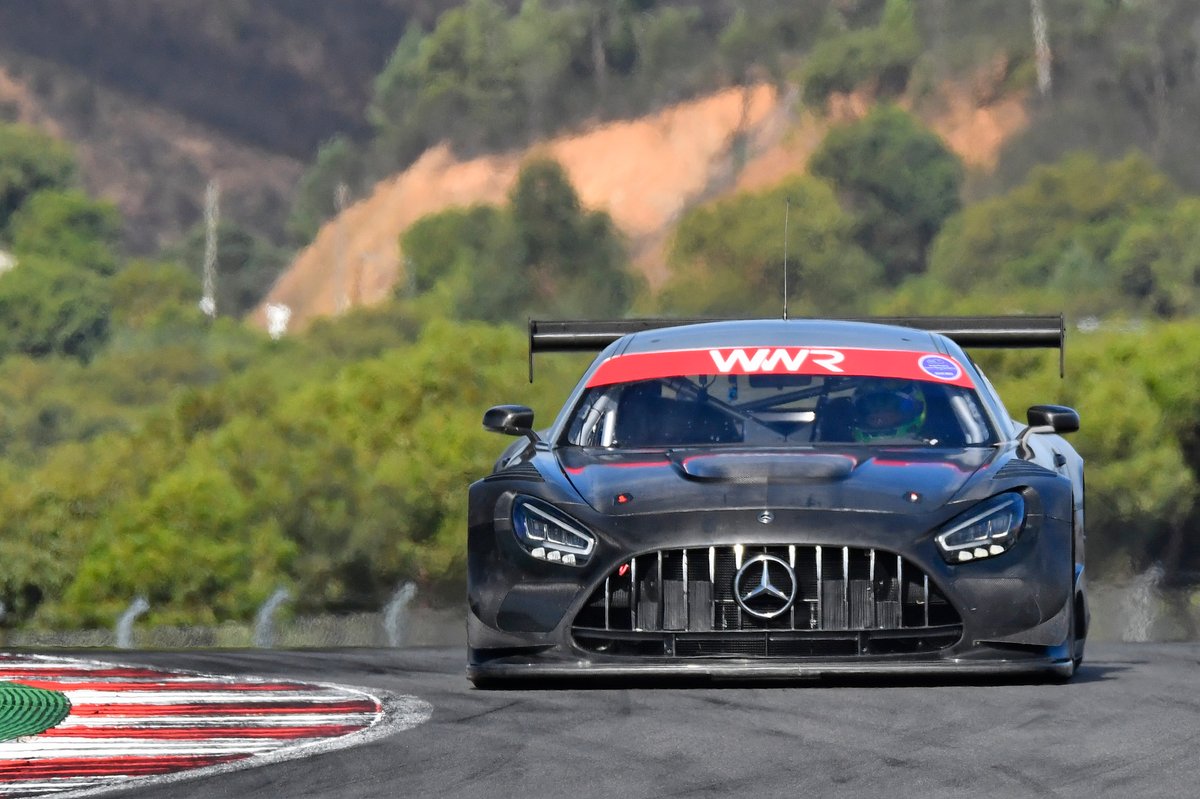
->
[468,656,1075,685]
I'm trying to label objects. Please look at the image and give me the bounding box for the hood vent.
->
[672,451,856,483]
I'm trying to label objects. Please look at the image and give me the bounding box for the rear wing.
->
[528,315,1065,380]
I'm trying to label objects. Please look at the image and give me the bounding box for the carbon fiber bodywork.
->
[467,320,1087,684]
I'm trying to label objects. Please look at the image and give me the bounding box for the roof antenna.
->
[782,197,790,320]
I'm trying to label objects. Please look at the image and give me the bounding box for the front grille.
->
[572,545,961,658]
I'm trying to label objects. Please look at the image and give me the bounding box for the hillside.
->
[257,73,1027,331]
[0,1,455,252]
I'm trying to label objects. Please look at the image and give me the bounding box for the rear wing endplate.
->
[528,315,1065,381]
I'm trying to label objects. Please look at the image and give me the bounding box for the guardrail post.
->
[254,588,291,648]
[116,597,149,649]
[384,583,417,647]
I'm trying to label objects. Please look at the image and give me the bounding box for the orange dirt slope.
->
[255,79,1026,332]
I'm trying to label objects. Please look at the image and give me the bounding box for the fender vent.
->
[484,462,543,482]
[994,459,1056,480]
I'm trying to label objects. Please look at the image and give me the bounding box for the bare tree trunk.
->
[590,6,609,106]
[1031,0,1052,97]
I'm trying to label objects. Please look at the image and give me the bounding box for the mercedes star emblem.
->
[733,554,798,619]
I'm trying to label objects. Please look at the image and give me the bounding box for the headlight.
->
[512,497,595,567]
[936,493,1025,563]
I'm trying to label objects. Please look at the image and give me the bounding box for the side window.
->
[567,387,619,447]
[968,359,1015,440]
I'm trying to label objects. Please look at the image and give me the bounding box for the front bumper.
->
[467,487,1079,683]
[466,595,1076,684]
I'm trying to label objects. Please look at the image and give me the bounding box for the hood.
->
[556,446,999,516]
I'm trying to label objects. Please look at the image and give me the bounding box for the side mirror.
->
[1027,405,1080,434]
[1018,404,1079,459]
[483,405,539,445]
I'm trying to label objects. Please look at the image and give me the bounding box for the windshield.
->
[565,373,996,449]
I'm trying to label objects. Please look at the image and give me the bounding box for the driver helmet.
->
[853,380,927,442]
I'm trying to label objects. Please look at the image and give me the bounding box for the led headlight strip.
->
[936,493,1025,563]
[512,497,595,567]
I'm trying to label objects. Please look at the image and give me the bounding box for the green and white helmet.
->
[853,380,927,442]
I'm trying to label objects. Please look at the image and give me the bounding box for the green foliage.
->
[926,152,1178,315]
[982,323,1200,574]
[21,1,1200,631]
[295,1,836,240]
[508,158,635,316]
[60,450,297,626]
[301,300,425,362]
[171,221,289,318]
[286,136,364,245]
[109,259,202,330]
[401,158,636,323]
[26,317,582,625]
[0,124,75,234]
[810,105,963,283]
[0,430,176,626]
[1109,199,1200,318]
[802,0,921,106]
[8,190,122,276]
[992,1,1200,196]
[0,257,111,363]
[402,205,509,296]
[508,0,583,136]
[658,175,882,316]
[378,0,523,160]
[365,23,430,173]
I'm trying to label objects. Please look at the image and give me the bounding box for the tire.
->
[1072,591,1087,671]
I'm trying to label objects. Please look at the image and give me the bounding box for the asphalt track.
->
[38,643,1200,799]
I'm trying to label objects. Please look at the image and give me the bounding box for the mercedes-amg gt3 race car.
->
[467,317,1088,685]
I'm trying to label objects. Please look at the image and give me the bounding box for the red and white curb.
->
[0,654,431,798]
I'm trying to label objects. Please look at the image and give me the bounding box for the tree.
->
[400,158,635,323]
[109,259,202,331]
[0,124,76,234]
[409,0,522,155]
[287,136,365,245]
[509,1,582,137]
[926,152,1177,304]
[59,451,295,626]
[366,23,428,180]
[801,0,922,106]
[401,205,510,295]
[985,322,1200,579]
[810,105,963,283]
[658,176,883,316]
[0,257,111,362]
[1110,198,1200,318]
[7,189,122,277]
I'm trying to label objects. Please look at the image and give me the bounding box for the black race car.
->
[467,317,1087,685]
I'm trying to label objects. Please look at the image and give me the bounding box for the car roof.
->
[617,319,949,355]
